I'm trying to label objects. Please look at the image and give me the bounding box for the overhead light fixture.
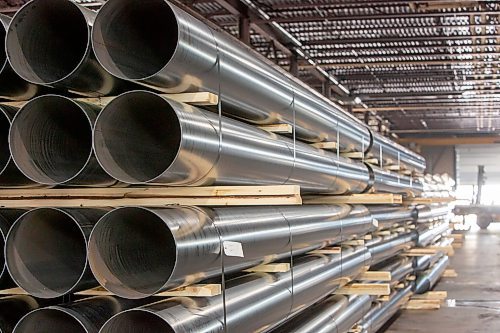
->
[354,96,362,104]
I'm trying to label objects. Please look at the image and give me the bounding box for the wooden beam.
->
[304,193,403,205]
[76,284,221,297]
[335,283,391,296]
[243,263,290,273]
[357,271,392,282]
[398,136,500,146]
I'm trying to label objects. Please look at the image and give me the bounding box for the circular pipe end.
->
[92,0,179,80]
[9,95,94,185]
[88,207,176,299]
[101,309,175,333]
[5,208,89,298]
[6,0,89,85]
[0,107,12,175]
[93,91,181,184]
[14,308,87,333]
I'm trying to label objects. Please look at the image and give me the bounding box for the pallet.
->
[357,271,392,282]
[0,185,302,207]
[304,193,403,205]
[257,124,293,134]
[335,283,391,296]
[2,92,219,108]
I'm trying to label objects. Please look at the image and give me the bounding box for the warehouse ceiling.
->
[2,0,499,141]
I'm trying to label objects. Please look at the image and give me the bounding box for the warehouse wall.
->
[421,146,456,177]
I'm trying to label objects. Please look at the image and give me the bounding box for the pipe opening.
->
[89,207,176,299]
[5,209,88,298]
[0,108,11,174]
[93,91,181,183]
[101,310,175,333]
[92,0,178,80]
[9,96,93,185]
[14,308,86,333]
[6,0,89,84]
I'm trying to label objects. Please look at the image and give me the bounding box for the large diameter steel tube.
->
[358,285,413,333]
[414,256,449,294]
[416,222,449,247]
[0,15,41,101]
[5,208,107,298]
[370,165,423,196]
[14,296,149,333]
[6,0,136,97]
[91,0,425,172]
[414,252,444,272]
[415,204,451,223]
[0,295,39,333]
[0,106,36,188]
[371,134,426,174]
[9,95,117,186]
[100,248,371,333]
[92,91,370,193]
[0,209,26,288]
[367,232,417,266]
[368,205,416,230]
[88,205,375,299]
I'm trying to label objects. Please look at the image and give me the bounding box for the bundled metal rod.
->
[5,208,107,298]
[0,105,36,188]
[368,205,416,230]
[91,0,425,172]
[88,204,375,299]
[416,222,450,247]
[0,15,42,101]
[413,252,444,272]
[100,247,371,333]
[0,209,26,288]
[92,91,422,194]
[414,256,449,294]
[6,0,136,96]
[357,285,413,333]
[415,204,451,223]
[367,232,417,266]
[0,296,39,333]
[13,296,149,333]
[9,95,117,186]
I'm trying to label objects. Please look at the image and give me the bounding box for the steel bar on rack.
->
[5,208,108,298]
[100,247,371,333]
[367,232,417,266]
[368,205,416,230]
[0,295,39,333]
[414,256,450,294]
[92,91,422,194]
[91,0,425,172]
[416,222,450,247]
[0,209,26,288]
[13,296,150,333]
[9,95,118,186]
[6,0,138,97]
[88,204,375,299]
[415,204,452,223]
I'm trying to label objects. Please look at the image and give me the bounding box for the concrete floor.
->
[385,224,500,333]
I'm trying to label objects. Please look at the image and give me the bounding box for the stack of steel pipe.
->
[0,0,454,332]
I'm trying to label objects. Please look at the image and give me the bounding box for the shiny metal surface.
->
[368,205,416,230]
[0,15,42,101]
[88,204,374,299]
[0,295,39,333]
[370,165,423,196]
[367,232,417,266]
[371,134,426,173]
[99,247,371,333]
[91,0,425,172]
[92,91,370,193]
[358,285,413,333]
[416,222,450,247]
[0,209,26,288]
[9,95,117,186]
[5,208,107,298]
[413,252,444,272]
[415,204,451,223]
[6,0,134,97]
[414,256,449,294]
[14,296,148,333]
[0,105,36,188]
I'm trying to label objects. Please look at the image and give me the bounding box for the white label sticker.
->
[223,241,244,257]
[373,218,379,228]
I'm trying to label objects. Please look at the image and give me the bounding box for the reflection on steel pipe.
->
[358,285,413,333]
[415,204,451,223]
[91,0,425,172]
[368,205,416,230]
[9,95,117,186]
[416,222,449,247]
[100,248,371,333]
[6,0,135,96]
[0,295,39,333]
[0,106,36,188]
[88,205,374,299]
[0,15,42,101]
[0,209,26,288]
[370,165,423,196]
[414,252,444,272]
[14,296,149,333]
[5,208,107,298]
[367,232,417,266]
[414,256,449,294]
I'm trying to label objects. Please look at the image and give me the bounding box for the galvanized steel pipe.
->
[14,296,149,333]
[6,0,135,96]
[5,208,107,298]
[88,204,374,299]
[91,0,425,172]
[9,95,116,186]
[100,247,371,333]
[0,295,39,333]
